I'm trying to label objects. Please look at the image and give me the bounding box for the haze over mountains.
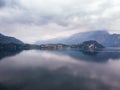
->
[36,31,120,47]
[0,32,104,52]
[0,30,120,47]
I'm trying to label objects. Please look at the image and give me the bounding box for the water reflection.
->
[0,49,120,90]
[45,49,120,62]
[0,48,120,63]
[0,50,22,60]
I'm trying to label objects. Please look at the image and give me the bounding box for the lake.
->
[0,48,120,90]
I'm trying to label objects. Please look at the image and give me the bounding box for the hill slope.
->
[36,31,120,47]
[0,33,23,44]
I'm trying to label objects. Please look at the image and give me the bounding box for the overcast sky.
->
[0,0,120,43]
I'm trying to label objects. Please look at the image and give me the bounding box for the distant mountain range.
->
[0,32,105,52]
[0,33,23,44]
[36,31,120,47]
[0,30,120,49]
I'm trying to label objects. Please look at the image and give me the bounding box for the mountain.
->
[0,33,23,44]
[36,30,120,47]
[0,33,24,51]
[80,40,104,50]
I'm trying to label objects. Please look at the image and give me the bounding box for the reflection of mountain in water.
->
[47,48,120,62]
[0,48,120,62]
[0,50,22,60]
[0,49,120,90]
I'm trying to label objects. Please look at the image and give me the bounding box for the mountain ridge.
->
[0,33,23,44]
[36,30,120,47]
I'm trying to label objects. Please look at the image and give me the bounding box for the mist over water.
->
[0,49,120,90]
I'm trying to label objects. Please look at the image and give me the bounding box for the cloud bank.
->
[0,0,120,43]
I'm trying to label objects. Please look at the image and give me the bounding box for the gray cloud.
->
[0,0,6,8]
[0,0,120,43]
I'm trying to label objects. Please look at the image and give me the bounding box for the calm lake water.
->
[0,49,120,90]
